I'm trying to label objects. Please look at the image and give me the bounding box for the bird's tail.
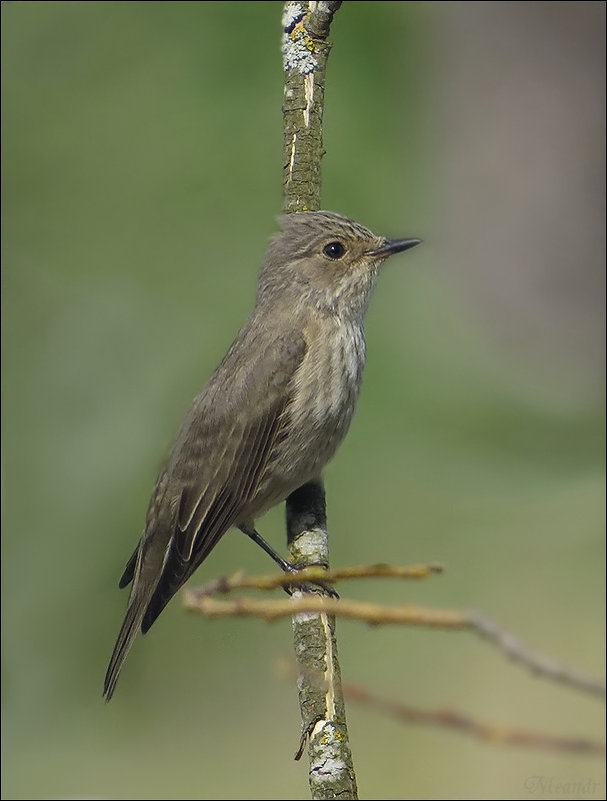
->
[103,597,147,701]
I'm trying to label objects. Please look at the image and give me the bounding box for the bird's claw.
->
[282,565,339,599]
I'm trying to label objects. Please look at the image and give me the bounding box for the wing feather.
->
[105,311,307,699]
[139,332,305,632]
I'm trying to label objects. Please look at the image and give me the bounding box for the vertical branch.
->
[287,482,357,799]
[282,1,342,213]
[281,3,358,799]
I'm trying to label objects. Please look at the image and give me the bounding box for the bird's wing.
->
[104,330,306,699]
[141,330,306,624]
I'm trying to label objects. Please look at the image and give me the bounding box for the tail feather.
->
[103,599,146,701]
[118,544,139,589]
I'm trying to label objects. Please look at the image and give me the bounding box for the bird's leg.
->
[238,523,338,598]
[285,479,339,598]
[238,524,291,572]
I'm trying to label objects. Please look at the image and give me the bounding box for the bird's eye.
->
[322,241,346,260]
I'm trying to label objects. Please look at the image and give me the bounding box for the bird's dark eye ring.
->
[323,241,346,260]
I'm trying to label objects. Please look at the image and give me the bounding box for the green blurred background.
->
[2,2,604,798]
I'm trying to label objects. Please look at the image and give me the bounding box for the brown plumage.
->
[103,211,420,699]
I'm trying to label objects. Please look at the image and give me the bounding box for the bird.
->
[103,210,420,699]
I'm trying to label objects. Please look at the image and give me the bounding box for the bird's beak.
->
[367,237,422,257]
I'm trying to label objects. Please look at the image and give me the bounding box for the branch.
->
[282,0,342,213]
[183,589,606,700]
[280,2,354,798]
[274,661,605,757]
[341,682,606,757]
[188,561,444,596]
[469,611,606,699]
[284,485,357,796]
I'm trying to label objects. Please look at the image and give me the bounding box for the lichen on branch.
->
[281,1,342,214]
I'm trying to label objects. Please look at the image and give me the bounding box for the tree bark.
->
[280,3,358,798]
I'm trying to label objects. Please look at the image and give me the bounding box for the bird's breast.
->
[277,318,366,475]
[243,318,367,519]
[308,319,365,422]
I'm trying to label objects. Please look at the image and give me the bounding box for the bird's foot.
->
[283,563,339,599]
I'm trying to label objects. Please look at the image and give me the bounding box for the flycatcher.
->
[103,210,420,699]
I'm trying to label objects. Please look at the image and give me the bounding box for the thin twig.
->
[342,682,606,757]
[185,594,467,626]
[469,612,606,699]
[183,591,605,700]
[188,561,444,597]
